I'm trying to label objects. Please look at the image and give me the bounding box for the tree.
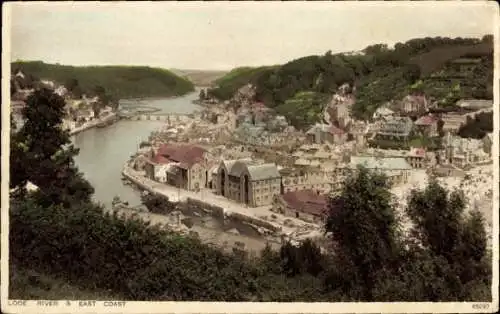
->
[94,85,106,97]
[437,118,445,137]
[324,167,402,300]
[10,115,29,192]
[65,78,79,92]
[406,179,491,300]
[481,34,493,44]
[141,193,176,214]
[403,63,421,83]
[407,179,464,261]
[11,88,94,206]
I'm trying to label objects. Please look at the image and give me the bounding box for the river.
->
[72,89,282,253]
[72,90,201,208]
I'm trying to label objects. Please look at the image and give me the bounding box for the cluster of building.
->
[10,70,116,134]
[133,81,493,227]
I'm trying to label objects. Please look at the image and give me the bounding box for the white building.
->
[349,156,412,186]
[55,86,68,97]
[372,106,395,120]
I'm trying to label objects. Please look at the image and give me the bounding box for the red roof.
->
[409,148,426,157]
[415,115,437,126]
[157,143,206,169]
[328,125,346,135]
[281,190,327,216]
[151,154,171,164]
[251,102,269,111]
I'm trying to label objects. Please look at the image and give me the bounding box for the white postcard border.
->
[1,1,499,313]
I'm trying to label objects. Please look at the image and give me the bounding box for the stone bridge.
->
[119,112,194,123]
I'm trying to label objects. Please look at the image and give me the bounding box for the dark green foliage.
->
[207,66,275,100]
[322,168,491,301]
[279,239,324,277]
[141,193,177,215]
[64,78,82,99]
[405,179,491,301]
[458,111,493,139]
[274,91,329,130]
[11,61,195,99]
[10,196,328,301]
[324,167,402,300]
[406,180,465,260]
[10,89,94,206]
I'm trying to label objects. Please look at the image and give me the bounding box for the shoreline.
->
[120,165,322,243]
[69,112,119,136]
[120,165,285,252]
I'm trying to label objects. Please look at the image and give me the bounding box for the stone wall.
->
[228,212,282,233]
[185,197,224,219]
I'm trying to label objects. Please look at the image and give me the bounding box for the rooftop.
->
[455,99,493,110]
[349,156,412,170]
[281,189,328,217]
[307,123,346,135]
[415,115,438,126]
[157,143,206,169]
[247,163,281,181]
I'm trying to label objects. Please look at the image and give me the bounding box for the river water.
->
[72,90,201,208]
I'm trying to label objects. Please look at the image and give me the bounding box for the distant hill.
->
[11,61,195,100]
[170,69,228,87]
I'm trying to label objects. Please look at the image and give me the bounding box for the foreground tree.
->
[324,167,402,300]
[406,178,491,300]
[10,88,93,206]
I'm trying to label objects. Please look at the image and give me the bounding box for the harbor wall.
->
[121,167,281,236]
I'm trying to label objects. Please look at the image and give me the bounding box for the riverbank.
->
[69,112,119,136]
[121,165,323,244]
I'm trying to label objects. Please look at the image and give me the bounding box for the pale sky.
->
[7,1,498,71]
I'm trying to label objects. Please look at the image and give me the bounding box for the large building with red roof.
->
[272,189,328,223]
[145,143,208,191]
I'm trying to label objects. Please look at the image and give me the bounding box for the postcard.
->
[1,1,499,313]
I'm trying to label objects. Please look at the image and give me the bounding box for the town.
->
[10,69,119,135]
[122,81,494,249]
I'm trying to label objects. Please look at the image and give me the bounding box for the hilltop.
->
[11,61,195,100]
[207,35,493,128]
[170,69,228,87]
[207,66,278,100]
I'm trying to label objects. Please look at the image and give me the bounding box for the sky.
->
[7,1,498,71]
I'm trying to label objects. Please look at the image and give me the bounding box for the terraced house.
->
[348,156,412,186]
[213,159,281,207]
[376,116,414,141]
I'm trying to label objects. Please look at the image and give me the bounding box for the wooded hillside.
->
[208,35,493,127]
[11,61,195,99]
